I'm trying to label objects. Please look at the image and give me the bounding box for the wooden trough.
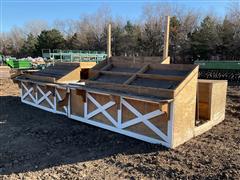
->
[16,57,227,148]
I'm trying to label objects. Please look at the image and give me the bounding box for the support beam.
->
[107,23,112,58]
[163,16,170,60]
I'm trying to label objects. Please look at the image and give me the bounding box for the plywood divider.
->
[172,72,198,148]
[174,66,199,97]
[58,92,69,107]
[76,89,86,102]
[162,56,170,64]
[101,63,112,71]
[58,66,81,83]
[85,80,175,99]
[24,74,56,83]
[46,85,56,96]
[110,95,121,109]
[124,74,137,85]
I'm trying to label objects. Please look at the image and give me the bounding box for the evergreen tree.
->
[20,33,37,57]
[121,21,141,56]
[218,17,235,59]
[190,16,220,60]
[141,21,163,56]
[36,29,65,55]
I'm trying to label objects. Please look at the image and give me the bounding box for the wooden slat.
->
[124,74,137,85]
[101,63,112,71]
[86,80,174,98]
[100,70,132,76]
[137,73,184,81]
[137,64,149,73]
[24,74,56,83]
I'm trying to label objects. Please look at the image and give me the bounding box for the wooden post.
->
[163,16,170,60]
[107,23,112,58]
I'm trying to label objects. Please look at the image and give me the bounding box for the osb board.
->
[56,88,68,113]
[70,89,84,116]
[172,72,198,148]
[122,98,168,140]
[57,66,81,83]
[198,83,211,103]
[91,59,107,70]
[194,80,227,137]
[87,92,118,126]
[197,80,227,122]
[161,56,170,64]
[86,81,174,99]
[174,66,199,97]
[198,82,211,120]
[79,62,96,69]
[210,81,227,122]
[125,122,165,141]
[199,102,210,120]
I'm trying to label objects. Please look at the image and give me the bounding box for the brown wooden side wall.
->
[172,72,198,148]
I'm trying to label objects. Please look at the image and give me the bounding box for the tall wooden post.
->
[163,16,170,60]
[107,23,112,58]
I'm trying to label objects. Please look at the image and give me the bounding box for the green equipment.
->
[6,57,32,69]
[194,60,240,82]
[42,49,107,63]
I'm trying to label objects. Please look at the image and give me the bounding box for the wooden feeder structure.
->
[16,16,228,148]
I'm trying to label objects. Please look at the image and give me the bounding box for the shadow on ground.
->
[0,96,167,175]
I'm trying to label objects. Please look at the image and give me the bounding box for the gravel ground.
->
[0,79,239,179]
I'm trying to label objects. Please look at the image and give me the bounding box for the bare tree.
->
[23,20,48,36]
[53,19,78,37]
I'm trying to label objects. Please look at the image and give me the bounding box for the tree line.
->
[0,3,239,63]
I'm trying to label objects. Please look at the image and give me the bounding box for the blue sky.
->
[0,0,232,33]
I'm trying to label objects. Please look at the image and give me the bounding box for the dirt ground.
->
[0,79,239,179]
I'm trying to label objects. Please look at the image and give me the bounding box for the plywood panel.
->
[199,102,210,120]
[211,81,227,122]
[194,80,227,137]
[172,72,198,148]
[149,114,168,136]
[58,66,81,83]
[79,62,96,69]
[56,88,67,113]
[70,89,84,116]
[122,98,169,136]
[198,83,211,103]
[125,122,164,141]
[87,93,117,127]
